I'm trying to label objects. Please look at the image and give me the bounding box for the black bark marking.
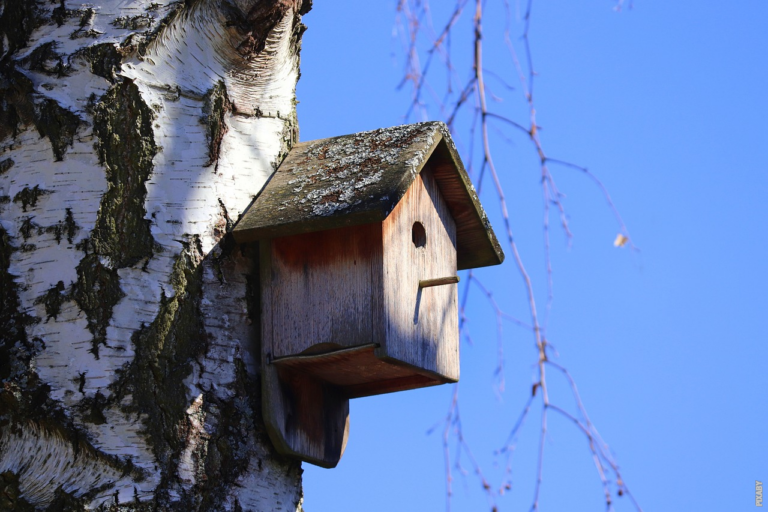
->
[299,0,313,15]
[63,208,79,244]
[14,186,51,212]
[202,81,231,167]
[35,280,67,322]
[0,0,45,62]
[51,0,68,28]
[0,66,37,142]
[43,485,89,511]
[194,365,259,510]
[21,41,71,77]
[34,99,83,161]
[19,217,40,240]
[74,81,156,356]
[0,62,82,157]
[72,254,125,358]
[80,390,108,425]
[211,200,236,283]
[77,43,123,83]
[0,226,38,381]
[91,79,157,268]
[221,0,298,57]
[43,208,80,245]
[0,471,35,512]
[0,158,15,175]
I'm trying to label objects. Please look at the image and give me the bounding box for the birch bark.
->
[0,0,310,509]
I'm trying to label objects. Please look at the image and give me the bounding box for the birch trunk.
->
[0,0,310,509]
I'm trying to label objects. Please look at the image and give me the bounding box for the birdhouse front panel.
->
[266,222,384,359]
[380,167,459,381]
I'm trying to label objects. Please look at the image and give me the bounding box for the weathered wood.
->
[268,223,385,358]
[250,124,507,467]
[381,169,460,381]
[420,276,460,288]
[272,344,449,398]
[260,241,350,468]
[232,122,504,269]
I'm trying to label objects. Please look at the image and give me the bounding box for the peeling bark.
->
[0,0,309,509]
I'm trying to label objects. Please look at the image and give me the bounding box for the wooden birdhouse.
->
[232,121,504,468]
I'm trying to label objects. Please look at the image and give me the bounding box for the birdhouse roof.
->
[232,121,504,270]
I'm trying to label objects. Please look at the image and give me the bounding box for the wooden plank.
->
[381,169,460,381]
[420,276,460,288]
[268,223,384,358]
[260,240,350,468]
[263,362,349,468]
[272,344,448,398]
[428,139,505,270]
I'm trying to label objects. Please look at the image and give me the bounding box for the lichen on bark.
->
[90,79,157,267]
[77,43,123,83]
[111,238,208,499]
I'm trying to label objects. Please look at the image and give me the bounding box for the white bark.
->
[0,0,308,509]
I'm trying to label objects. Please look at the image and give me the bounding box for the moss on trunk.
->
[111,239,208,501]
[90,79,157,267]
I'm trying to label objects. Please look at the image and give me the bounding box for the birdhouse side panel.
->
[266,224,385,359]
[381,169,459,381]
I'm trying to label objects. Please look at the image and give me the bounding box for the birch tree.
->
[0,0,310,509]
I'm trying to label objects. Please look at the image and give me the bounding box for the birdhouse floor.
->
[271,344,448,399]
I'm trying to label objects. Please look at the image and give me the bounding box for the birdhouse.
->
[232,121,504,468]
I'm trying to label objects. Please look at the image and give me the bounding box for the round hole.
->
[412,222,427,248]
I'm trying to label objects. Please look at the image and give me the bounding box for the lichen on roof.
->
[281,122,440,217]
[233,121,505,269]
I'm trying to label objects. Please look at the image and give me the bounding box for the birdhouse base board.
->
[272,344,449,399]
[262,361,350,469]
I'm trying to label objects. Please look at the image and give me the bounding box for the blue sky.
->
[295,2,768,510]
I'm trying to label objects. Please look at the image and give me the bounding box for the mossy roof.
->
[232,121,504,270]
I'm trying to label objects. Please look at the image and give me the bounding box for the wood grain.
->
[381,169,460,382]
[272,344,450,399]
[420,276,460,288]
[260,240,350,468]
[267,223,385,358]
